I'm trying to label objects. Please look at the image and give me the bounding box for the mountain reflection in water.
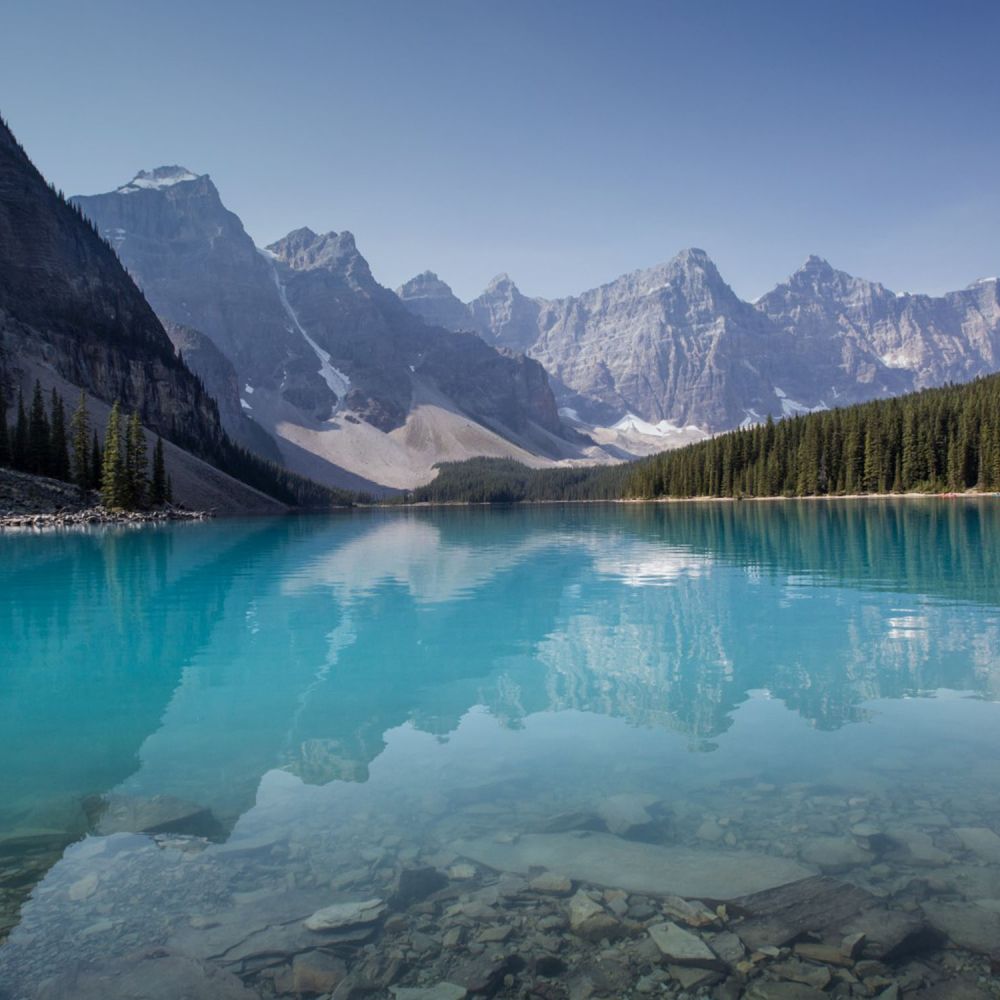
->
[0,500,998,950]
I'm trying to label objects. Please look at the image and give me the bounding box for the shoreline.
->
[3,491,996,526]
[0,506,214,530]
[379,490,1000,509]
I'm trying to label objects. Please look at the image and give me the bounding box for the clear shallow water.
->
[1,501,999,995]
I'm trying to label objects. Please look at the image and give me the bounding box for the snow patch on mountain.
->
[260,251,352,405]
[612,413,704,438]
[774,387,827,417]
[118,167,200,193]
[879,347,920,370]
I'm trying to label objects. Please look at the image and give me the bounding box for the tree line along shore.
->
[4,371,1000,515]
[396,373,1000,504]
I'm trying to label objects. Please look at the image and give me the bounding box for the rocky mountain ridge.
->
[0,119,356,511]
[74,170,604,491]
[398,252,1000,432]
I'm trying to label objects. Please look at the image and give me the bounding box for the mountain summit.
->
[399,249,1000,431]
[117,166,202,193]
[74,171,585,490]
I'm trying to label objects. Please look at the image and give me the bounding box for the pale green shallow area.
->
[0,500,999,992]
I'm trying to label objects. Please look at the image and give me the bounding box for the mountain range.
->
[74,172,608,491]
[4,136,990,496]
[397,253,1000,432]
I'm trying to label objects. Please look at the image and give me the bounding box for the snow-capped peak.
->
[117,166,201,194]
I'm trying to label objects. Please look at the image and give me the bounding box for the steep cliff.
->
[0,126,223,456]
[75,172,582,488]
[399,252,1000,432]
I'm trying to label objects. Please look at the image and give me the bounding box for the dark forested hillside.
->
[405,374,1000,502]
[0,114,349,509]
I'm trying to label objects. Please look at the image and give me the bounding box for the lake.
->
[1,501,999,998]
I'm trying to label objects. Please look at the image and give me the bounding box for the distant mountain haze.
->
[398,253,1000,432]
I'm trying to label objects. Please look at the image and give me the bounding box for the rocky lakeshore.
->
[2,781,999,1000]
[0,506,213,529]
[0,467,212,528]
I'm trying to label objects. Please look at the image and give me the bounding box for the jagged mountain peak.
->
[396,270,455,297]
[396,271,474,332]
[801,253,833,271]
[968,275,999,290]
[675,247,712,265]
[267,227,364,275]
[117,166,205,193]
[485,272,519,292]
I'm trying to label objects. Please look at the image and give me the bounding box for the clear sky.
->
[2,0,998,301]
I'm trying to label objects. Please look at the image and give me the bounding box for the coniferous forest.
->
[404,373,1000,503]
[0,381,357,510]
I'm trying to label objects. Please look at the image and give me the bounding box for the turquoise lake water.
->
[1,501,999,993]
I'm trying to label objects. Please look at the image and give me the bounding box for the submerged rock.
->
[745,983,829,1000]
[528,871,574,895]
[954,827,1000,865]
[391,867,447,908]
[799,836,871,873]
[733,875,938,962]
[391,986,468,1000]
[568,890,624,941]
[34,950,256,1000]
[90,794,221,838]
[648,921,723,968]
[304,898,386,931]
[454,831,814,899]
[596,794,655,836]
[292,950,348,993]
[921,901,1000,959]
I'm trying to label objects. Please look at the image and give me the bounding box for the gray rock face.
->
[469,274,543,353]
[756,256,1000,408]
[75,173,570,477]
[453,831,814,899]
[0,126,226,454]
[395,272,474,333]
[399,252,1000,432]
[161,321,282,463]
[400,251,793,429]
[266,228,565,439]
[73,171,329,423]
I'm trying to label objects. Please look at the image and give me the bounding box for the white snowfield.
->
[117,168,200,193]
[773,387,827,417]
[611,413,704,438]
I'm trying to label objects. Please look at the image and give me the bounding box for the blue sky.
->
[2,0,998,301]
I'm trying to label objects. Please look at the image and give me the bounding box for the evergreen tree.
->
[399,373,1000,504]
[70,392,91,490]
[27,380,50,475]
[150,435,168,505]
[100,402,128,509]
[125,411,148,508]
[12,390,28,471]
[0,385,9,468]
[89,430,103,491]
[48,388,70,481]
